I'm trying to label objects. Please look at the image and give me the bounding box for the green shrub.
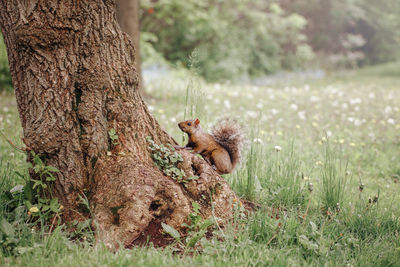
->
[140,0,313,81]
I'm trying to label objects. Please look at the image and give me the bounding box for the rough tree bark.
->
[116,0,144,93]
[0,0,237,248]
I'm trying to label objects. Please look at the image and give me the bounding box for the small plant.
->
[24,151,61,223]
[0,150,62,255]
[66,194,94,242]
[161,202,214,248]
[108,128,119,147]
[146,137,187,184]
[183,202,215,248]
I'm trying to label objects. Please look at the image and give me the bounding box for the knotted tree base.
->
[92,150,237,248]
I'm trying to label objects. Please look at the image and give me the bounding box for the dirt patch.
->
[128,219,175,248]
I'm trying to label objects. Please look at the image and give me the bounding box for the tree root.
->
[90,150,237,248]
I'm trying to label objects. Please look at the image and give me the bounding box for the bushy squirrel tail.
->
[211,118,245,170]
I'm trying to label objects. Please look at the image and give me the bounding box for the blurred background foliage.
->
[139,0,400,81]
[0,0,400,88]
[140,0,314,80]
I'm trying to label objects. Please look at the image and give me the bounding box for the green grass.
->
[1,62,400,266]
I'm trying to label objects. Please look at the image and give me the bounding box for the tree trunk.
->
[116,0,144,94]
[0,0,237,248]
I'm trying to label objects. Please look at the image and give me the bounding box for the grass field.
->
[1,63,400,266]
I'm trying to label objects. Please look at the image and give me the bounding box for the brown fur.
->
[178,118,244,174]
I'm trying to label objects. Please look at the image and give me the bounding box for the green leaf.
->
[24,181,34,203]
[32,180,43,189]
[50,198,59,212]
[24,200,32,209]
[42,205,50,212]
[192,202,200,213]
[199,218,214,230]
[0,218,15,238]
[15,170,27,179]
[161,222,181,240]
[108,128,116,136]
[46,173,56,181]
[186,230,206,247]
[33,154,43,166]
[46,166,59,173]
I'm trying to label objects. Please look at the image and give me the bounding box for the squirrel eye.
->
[187,122,191,126]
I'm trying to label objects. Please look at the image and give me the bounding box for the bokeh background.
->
[1,0,400,89]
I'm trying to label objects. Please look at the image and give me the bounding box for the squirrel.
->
[177,118,244,174]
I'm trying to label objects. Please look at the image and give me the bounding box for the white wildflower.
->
[310,96,320,102]
[270,109,279,115]
[354,119,362,126]
[298,111,306,120]
[224,100,231,109]
[253,138,263,144]
[349,98,361,105]
[246,111,258,118]
[387,118,395,125]
[384,106,392,114]
[290,104,298,111]
[231,91,239,97]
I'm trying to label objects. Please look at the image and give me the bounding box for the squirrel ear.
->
[194,118,200,125]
